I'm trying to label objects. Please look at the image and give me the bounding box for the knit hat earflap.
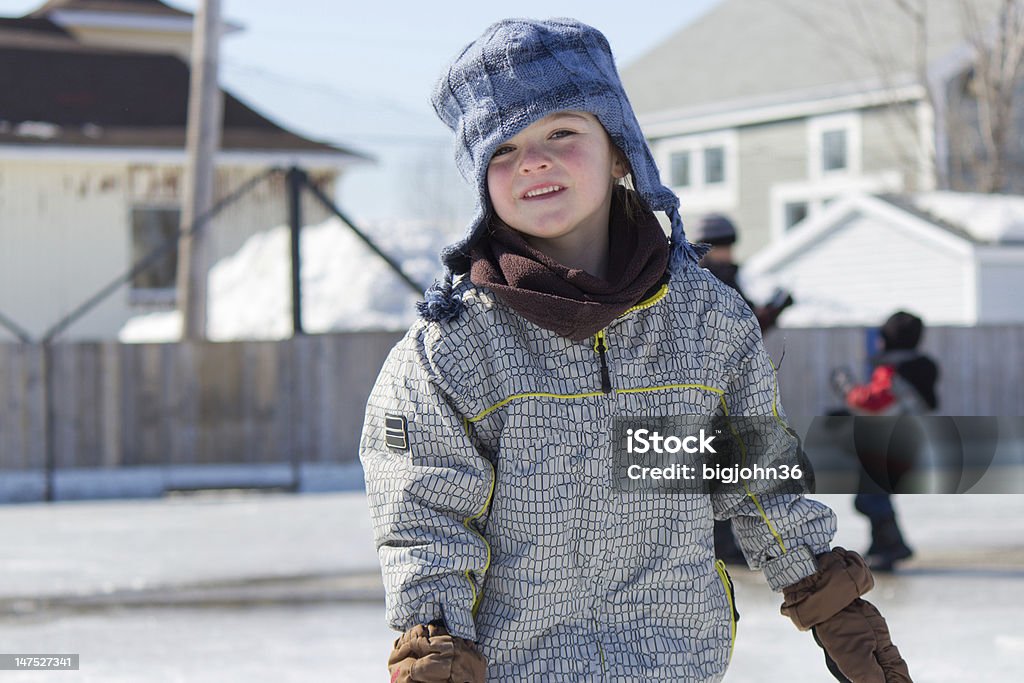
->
[419,17,702,323]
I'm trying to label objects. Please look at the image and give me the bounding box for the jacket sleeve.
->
[359,324,494,641]
[846,366,898,413]
[712,313,837,591]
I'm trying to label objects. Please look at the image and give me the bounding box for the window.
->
[822,129,847,171]
[704,146,725,184]
[669,151,691,187]
[784,202,808,230]
[808,113,860,179]
[657,130,737,210]
[131,207,180,293]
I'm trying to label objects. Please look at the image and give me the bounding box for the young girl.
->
[361,18,912,683]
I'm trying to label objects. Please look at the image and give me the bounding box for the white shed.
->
[741,192,1024,327]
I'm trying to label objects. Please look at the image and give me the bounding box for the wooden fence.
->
[0,331,402,471]
[761,325,1024,418]
[1,326,1021,472]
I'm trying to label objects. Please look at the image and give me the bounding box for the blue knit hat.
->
[419,17,701,322]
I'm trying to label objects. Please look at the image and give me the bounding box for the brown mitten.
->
[781,547,912,683]
[387,622,487,683]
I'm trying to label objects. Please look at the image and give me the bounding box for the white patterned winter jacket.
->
[360,260,837,682]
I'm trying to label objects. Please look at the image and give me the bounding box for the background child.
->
[835,310,940,571]
[361,18,912,682]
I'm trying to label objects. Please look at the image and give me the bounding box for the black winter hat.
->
[692,213,737,246]
[881,311,924,350]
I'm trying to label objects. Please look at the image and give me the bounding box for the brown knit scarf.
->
[469,186,669,341]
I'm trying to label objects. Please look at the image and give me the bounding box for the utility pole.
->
[286,167,305,336]
[176,0,224,340]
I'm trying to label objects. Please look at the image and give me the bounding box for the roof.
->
[622,0,1003,119]
[0,16,70,34]
[745,191,1024,275]
[0,16,77,48]
[899,192,1024,244]
[27,0,191,19]
[0,23,370,161]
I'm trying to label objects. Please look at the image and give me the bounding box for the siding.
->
[732,118,808,260]
[977,262,1024,323]
[0,160,128,341]
[860,102,923,188]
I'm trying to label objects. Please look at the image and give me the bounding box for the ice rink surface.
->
[0,492,1021,681]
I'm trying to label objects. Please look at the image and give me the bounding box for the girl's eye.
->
[550,129,575,140]
[492,145,514,158]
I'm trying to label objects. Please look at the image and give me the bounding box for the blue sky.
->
[1,0,722,224]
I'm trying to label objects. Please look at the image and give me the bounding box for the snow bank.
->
[120,217,456,342]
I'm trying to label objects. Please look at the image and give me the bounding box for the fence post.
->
[286,169,306,492]
[287,167,305,336]
[41,341,57,503]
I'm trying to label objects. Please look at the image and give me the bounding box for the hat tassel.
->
[667,207,709,267]
[417,270,464,323]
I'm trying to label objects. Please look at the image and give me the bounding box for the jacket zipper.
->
[593,330,612,393]
[588,283,668,395]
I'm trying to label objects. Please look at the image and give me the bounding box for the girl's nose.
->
[518,145,551,174]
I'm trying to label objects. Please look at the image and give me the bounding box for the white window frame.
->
[770,171,904,241]
[808,112,862,180]
[782,200,811,231]
[654,129,739,211]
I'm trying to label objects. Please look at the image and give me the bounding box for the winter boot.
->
[866,516,913,571]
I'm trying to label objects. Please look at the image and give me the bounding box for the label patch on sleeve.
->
[384,414,409,452]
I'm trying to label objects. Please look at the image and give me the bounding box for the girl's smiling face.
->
[486,111,627,266]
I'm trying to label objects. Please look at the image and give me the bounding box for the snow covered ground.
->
[0,492,1022,681]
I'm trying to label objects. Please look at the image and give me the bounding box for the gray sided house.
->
[622,0,1020,261]
[0,0,370,341]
